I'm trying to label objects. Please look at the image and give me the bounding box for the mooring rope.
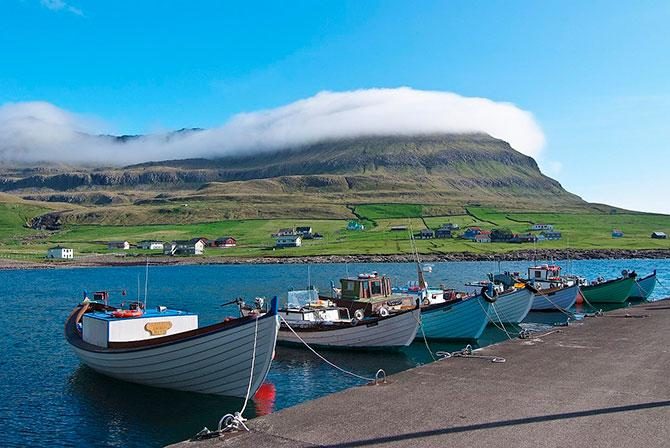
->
[436,344,506,363]
[532,287,576,318]
[279,315,385,383]
[413,310,437,361]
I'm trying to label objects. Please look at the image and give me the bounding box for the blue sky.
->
[1,0,669,213]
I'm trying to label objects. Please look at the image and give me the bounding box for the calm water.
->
[0,259,667,447]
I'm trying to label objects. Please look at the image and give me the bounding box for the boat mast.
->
[144,258,149,310]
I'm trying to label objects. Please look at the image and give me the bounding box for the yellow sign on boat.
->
[145,321,173,336]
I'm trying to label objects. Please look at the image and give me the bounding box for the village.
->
[43,221,668,259]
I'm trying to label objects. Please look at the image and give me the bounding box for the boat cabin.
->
[334,273,416,316]
[81,307,198,348]
[528,264,563,289]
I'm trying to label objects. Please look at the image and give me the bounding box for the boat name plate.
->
[145,321,173,336]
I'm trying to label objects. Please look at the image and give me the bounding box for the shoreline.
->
[1,248,669,270]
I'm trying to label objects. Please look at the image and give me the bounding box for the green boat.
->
[581,276,636,304]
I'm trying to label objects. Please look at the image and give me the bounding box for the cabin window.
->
[371,281,382,295]
[343,280,355,291]
[535,271,542,279]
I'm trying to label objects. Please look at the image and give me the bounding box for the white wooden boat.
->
[628,270,657,300]
[65,297,279,398]
[530,284,579,311]
[277,307,420,349]
[487,287,534,324]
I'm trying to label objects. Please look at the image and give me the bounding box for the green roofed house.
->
[347,220,365,231]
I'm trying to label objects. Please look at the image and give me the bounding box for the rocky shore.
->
[1,248,669,271]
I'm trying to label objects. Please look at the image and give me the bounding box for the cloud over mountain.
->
[0,88,545,165]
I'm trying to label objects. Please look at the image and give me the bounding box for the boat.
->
[580,275,636,304]
[420,292,493,340]
[530,283,580,311]
[486,286,534,324]
[65,293,279,398]
[628,270,657,300]
[275,284,419,350]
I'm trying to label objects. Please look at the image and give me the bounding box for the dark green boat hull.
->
[581,277,635,303]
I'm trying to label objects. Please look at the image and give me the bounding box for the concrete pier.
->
[169,300,670,447]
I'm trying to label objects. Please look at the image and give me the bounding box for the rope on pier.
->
[436,344,506,363]
[279,315,386,384]
[413,311,437,361]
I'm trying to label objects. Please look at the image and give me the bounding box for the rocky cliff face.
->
[0,133,581,204]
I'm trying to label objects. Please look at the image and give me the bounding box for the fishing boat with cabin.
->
[64,291,279,398]
[274,288,420,350]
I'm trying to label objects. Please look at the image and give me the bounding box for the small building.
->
[164,240,205,256]
[651,231,667,239]
[296,227,313,238]
[275,228,296,237]
[137,240,164,250]
[214,236,237,248]
[612,229,624,238]
[47,246,73,259]
[276,235,302,248]
[511,233,538,243]
[474,233,491,243]
[390,225,408,232]
[462,227,482,240]
[441,223,460,230]
[108,241,130,250]
[435,228,452,238]
[418,229,435,239]
[541,231,562,241]
[347,221,365,231]
[189,237,211,247]
[531,223,554,231]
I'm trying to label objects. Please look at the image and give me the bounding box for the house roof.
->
[216,236,236,241]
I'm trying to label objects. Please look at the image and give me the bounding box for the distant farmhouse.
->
[462,227,482,240]
[274,228,296,237]
[47,246,73,259]
[164,240,205,256]
[541,230,562,240]
[347,221,365,231]
[612,229,624,238]
[474,231,491,243]
[295,227,313,238]
[137,240,164,250]
[276,234,302,248]
[390,225,408,232]
[435,225,453,238]
[108,241,130,250]
[511,233,538,243]
[651,231,667,239]
[214,236,237,248]
[531,223,554,231]
[418,229,435,239]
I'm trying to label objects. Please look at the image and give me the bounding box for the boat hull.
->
[420,295,490,340]
[531,284,579,311]
[277,308,420,349]
[628,272,657,300]
[581,277,635,304]
[487,288,534,324]
[66,308,279,398]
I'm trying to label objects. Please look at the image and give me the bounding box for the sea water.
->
[0,259,667,447]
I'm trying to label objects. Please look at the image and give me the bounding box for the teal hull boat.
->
[420,294,491,340]
[581,277,635,304]
[487,287,534,324]
[628,270,657,300]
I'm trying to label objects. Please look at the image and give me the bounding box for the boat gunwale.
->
[278,307,419,333]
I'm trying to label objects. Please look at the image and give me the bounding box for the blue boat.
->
[487,287,534,324]
[628,270,657,300]
[420,294,492,340]
[530,283,579,311]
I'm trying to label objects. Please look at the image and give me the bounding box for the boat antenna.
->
[144,258,149,309]
[137,274,140,302]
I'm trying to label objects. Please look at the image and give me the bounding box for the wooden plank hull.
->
[487,288,534,324]
[581,277,635,304]
[531,284,579,311]
[277,308,420,349]
[628,272,657,299]
[66,309,279,398]
[420,295,490,340]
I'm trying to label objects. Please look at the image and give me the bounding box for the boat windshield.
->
[285,289,319,309]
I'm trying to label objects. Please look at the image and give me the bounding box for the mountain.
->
[0,133,588,223]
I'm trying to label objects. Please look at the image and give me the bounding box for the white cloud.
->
[40,0,83,16]
[0,87,546,165]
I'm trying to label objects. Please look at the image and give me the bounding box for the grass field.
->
[1,199,669,261]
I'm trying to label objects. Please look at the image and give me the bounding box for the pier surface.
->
[169,301,670,448]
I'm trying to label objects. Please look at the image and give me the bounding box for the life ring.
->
[350,318,359,326]
[111,309,144,318]
[379,307,390,317]
[422,298,431,306]
[480,286,498,304]
[354,309,365,320]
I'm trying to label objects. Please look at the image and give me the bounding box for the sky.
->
[1,0,669,213]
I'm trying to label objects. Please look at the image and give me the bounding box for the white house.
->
[47,246,74,259]
[276,235,302,248]
[137,240,164,250]
[531,224,554,231]
[164,240,205,256]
